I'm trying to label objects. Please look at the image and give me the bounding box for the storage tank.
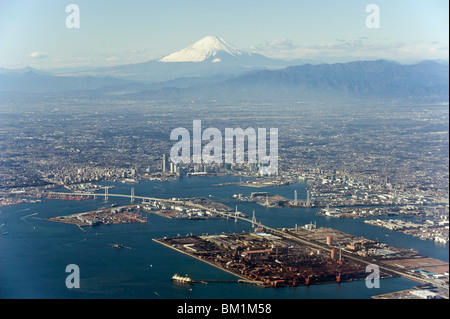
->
[327,235,333,245]
[331,248,338,260]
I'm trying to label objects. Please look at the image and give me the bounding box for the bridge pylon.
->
[251,210,257,228]
[104,186,109,201]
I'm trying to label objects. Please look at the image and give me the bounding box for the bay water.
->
[0,175,447,298]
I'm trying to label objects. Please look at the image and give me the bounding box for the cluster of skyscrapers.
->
[161,154,274,177]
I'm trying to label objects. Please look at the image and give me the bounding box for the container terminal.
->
[154,225,449,290]
[155,229,383,288]
[47,204,147,226]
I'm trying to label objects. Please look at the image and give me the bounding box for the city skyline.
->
[0,0,448,69]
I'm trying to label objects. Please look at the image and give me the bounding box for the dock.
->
[188,279,261,285]
[153,238,264,286]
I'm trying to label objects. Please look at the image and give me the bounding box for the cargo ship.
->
[108,243,132,250]
[172,274,193,283]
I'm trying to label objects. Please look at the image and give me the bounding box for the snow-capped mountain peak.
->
[159,36,251,63]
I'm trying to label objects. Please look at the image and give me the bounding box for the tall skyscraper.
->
[170,162,177,174]
[306,190,311,206]
[162,154,168,172]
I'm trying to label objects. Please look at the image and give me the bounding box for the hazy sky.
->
[0,0,448,69]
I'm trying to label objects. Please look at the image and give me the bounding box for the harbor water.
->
[0,175,447,298]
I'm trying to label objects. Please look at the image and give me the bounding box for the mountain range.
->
[0,36,448,102]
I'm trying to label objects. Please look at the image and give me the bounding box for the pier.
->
[189,279,261,285]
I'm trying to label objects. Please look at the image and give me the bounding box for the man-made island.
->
[47,196,237,226]
[154,224,449,295]
[47,204,147,226]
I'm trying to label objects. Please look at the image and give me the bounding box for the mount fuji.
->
[159,36,255,63]
[3,36,447,100]
[0,36,293,92]
[50,36,289,83]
